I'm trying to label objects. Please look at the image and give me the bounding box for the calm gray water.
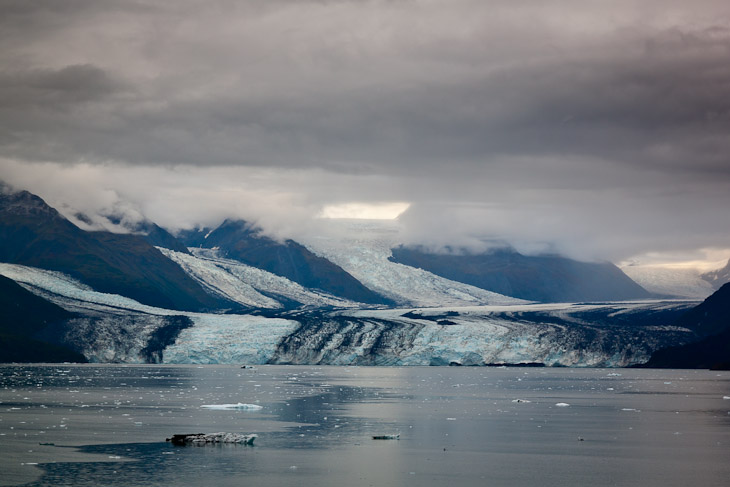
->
[1,365,729,487]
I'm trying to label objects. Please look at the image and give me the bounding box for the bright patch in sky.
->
[319,202,410,220]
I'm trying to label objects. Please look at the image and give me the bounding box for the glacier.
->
[298,220,527,307]
[0,262,699,367]
[159,248,359,309]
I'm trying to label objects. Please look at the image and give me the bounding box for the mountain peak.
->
[0,190,63,220]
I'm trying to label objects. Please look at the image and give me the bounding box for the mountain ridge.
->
[0,190,227,312]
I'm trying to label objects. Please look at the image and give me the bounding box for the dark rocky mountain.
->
[0,275,86,363]
[105,216,191,254]
[196,219,393,305]
[176,226,214,248]
[389,246,651,303]
[702,259,730,291]
[0,190,226,312]
[640,283,730,369]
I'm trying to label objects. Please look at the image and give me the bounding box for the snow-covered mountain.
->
[0,187,716,366]
[298,220,526,307]
[160,248,359,309]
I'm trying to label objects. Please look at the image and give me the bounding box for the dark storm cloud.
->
[1,0,729,262]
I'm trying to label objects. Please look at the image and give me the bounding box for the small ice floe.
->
[446,417,457,421]
[607,373,622,377]
[166,433,257,446]
[372,434,400,440]
[621,408,640,412]
[555,403,570,407]
[512,399,532,403]
[723,396,730,400]
[200,403,262,410]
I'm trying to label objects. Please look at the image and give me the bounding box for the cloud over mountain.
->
[1,0,729,262]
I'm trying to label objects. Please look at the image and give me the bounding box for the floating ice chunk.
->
[512,399,531,403]
[555,403,570,407]
[621,408,640,412]
[167,433,257,445]
[200,403,263,410]
[723,396,730,400]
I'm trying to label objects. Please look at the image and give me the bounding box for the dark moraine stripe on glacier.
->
[270,312,427,365]
[268,304,696,366]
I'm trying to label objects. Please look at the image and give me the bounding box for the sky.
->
[1,0,729,265]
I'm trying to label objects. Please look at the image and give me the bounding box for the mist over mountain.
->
[702,259,730,291]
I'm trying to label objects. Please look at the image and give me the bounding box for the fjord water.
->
[1,365,728,487]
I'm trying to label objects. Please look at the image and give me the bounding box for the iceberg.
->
[200,403,263,410]
[167,433,257,445]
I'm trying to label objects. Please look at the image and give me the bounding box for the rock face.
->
[0,274,86,363]
[167,433,257,445]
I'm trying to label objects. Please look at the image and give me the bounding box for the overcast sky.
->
[1,0,729,264]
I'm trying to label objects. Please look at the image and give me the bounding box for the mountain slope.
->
[640,283,730,369]
[0,190,225,312]
[299,220,527,307]
[0,275,86,363]
[389,246,651,303]
[196,219,393,305]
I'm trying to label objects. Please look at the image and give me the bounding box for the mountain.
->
[702,259,730,291]
[639,283,730,369]
[389,246,651,303]
[119,218,190,254]
[192,219,393,305]
[0,190,225,312]
[0,274,86,363]
[176,226,214,248]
